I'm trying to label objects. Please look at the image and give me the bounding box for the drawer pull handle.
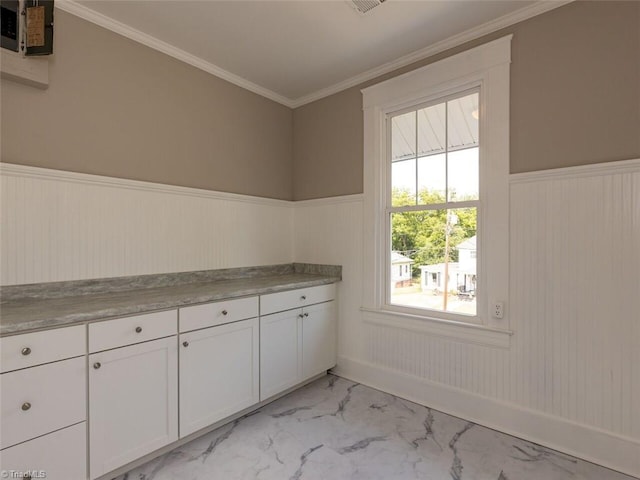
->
[21,347,31,356]
[301,295,307,301]
[21,402,31,411]
[183,341,189,348]
[298,314,304,319]
[304,313,309,317]
[93,362,102,370]
[135,326,143,333]
[222,310,228,316]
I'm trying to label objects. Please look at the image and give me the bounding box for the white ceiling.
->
[59,0,569,107]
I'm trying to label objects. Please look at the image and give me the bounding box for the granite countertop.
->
[0,263,341,336]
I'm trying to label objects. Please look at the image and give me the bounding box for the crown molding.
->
[55,0,296,107]
[56,0,573,109]
[289,0,574,108]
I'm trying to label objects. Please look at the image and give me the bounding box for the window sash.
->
[385,91,481,322]
[386,88,480,210]
[385,208,480,322]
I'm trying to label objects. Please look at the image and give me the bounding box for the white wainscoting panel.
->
[0,164,293,285]
[508,163,640,440]
[322,160,640,477]
[293,195,365,361]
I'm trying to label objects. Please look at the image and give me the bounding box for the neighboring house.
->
[420,236,477,296]
[455,236,477,297]
[420,262,459,293]
[390,252,413,290]
[456,235,476,270]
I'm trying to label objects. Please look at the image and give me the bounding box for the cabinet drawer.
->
[0,422,87,480]
[179,296,258,333]
[89,309,176,353]
[260,284,335,315]
[0,325,85,373]
[0,356,86,449]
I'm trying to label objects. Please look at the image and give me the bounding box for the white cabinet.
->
[0,280,337,479]
[0,423,87,480]
[260,284,335,316]
[0,325,87,479]
[301,301,337,380]
[89,309,176,352]
[0,325,85,373]
[179,317,259,437]
[260,285,337,401]
[260,309,302,400]
[89,336,178,479]
[0,356,86,449]
[179,296,258,332]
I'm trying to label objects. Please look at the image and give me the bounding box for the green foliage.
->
[391,187,476,277]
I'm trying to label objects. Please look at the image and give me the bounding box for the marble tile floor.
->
[116,375,635,480]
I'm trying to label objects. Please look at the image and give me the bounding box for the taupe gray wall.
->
[2,3,638,201]
[1,10,294,200]
[292,1,640,200]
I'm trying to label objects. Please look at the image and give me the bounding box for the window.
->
[389,90,479,316]
[362,36,511,341]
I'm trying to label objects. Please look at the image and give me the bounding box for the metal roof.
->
[391,93,479,162]
[391,252,414,264]
[456,235,477,251]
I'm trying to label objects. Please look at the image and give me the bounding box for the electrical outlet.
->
[493,301,504,319]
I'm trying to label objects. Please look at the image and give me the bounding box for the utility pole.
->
[442,212,457,311]
[443,226,450,311]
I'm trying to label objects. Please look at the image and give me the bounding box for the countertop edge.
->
[1,275,340,337]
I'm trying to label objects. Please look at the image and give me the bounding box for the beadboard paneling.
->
[307,160,639,476]
[509,166,640,439]
[293,195,364,360]
[0,164,293,285]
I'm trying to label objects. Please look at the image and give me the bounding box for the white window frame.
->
[361,36,513,348]
[386,88,481,320]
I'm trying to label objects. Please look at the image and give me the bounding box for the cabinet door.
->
[179,318,259,437]
[302,301,337,380]
[0,423,87,480]
[260,309,302,401]
[89,337,178,479]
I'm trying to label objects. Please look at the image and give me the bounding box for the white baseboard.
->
[332,355,640,478]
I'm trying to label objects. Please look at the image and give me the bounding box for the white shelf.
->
[1,49,49,89]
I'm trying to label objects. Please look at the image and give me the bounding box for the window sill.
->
[361,307,512,349]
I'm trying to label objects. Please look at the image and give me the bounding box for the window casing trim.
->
[362,35,511,337]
